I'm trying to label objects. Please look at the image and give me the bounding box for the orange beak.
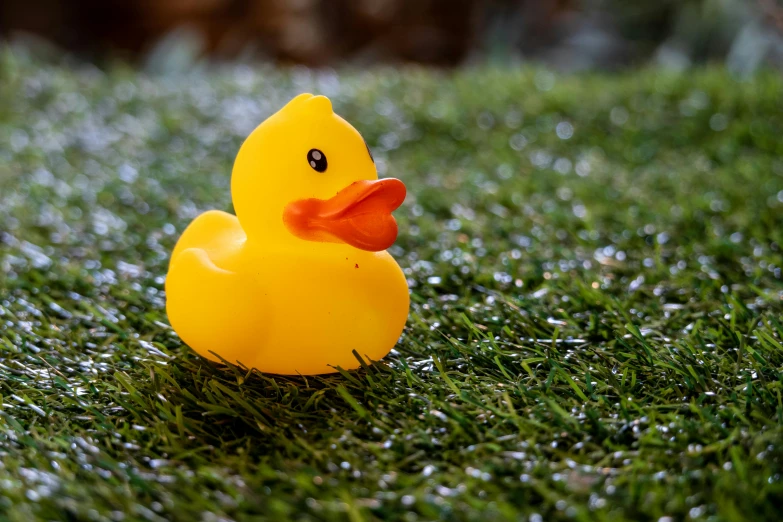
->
[283,178,406,252]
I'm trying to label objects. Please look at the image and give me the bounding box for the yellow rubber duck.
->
[165,93,409,375]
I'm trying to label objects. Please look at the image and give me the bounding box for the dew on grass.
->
[610,106,629,126]
[509,133,528,150]
[530,150,553,169]
[556,122,574,140]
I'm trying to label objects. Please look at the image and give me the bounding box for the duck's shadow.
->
[136,347,394,461]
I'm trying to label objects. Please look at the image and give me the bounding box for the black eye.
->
[307,149,327,172]
[364,140,374,163]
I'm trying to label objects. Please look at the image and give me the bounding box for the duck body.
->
[166,94,409,375]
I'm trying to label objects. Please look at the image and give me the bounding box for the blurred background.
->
[2,0,783,74]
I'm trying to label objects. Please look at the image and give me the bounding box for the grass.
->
[1,49,783,521]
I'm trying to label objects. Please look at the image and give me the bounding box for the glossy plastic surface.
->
[165,94,410,375]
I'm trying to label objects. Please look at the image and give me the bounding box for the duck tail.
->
[165,248,265,366]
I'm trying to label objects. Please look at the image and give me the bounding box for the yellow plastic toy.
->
[165,93,409,375]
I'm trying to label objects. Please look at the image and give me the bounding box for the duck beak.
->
[283,178,406,251]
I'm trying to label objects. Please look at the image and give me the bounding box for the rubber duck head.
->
[231,93,406,252]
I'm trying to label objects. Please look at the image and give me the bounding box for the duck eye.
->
[307,149,327,172]
[364,140,374,163]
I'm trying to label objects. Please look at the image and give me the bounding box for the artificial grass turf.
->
[1,51,783,522]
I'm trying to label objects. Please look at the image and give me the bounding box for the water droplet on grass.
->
[556,122,574,140]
